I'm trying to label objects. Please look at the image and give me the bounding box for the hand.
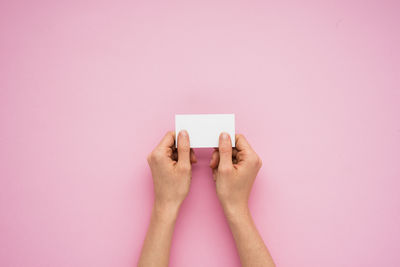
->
[141,131,274,267]
[209,133,262,215]
[139,130,197,267]
[147,130,197,212]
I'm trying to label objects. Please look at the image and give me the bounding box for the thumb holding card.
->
[218,132,233,169]
[177,130,191,169]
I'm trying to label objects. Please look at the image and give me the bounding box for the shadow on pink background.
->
[1,0,399,266]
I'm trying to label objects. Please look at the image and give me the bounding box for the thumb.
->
[177,130,191,168]
[218,132,233,169]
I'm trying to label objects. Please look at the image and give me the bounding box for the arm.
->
[224,206,274,267]
[138,204,179,267]
[210,133,275,267]
[138,130,196,267]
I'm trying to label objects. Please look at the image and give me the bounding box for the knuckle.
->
[236,134,246,143]
[178,164,191,172]
[250,154,260,166]
[218,166,232,175]
[150,150,163,162]
[258,157,263,168]
[179,146,190,153]
[146,153,152,163]
[219,146,231,154]
[254,156,262,168]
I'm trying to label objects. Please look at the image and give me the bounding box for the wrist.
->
[153,201,181,222]
[221,202,251,222]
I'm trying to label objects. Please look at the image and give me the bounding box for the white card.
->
[175,114,235,148]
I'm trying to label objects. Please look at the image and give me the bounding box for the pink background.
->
[1,0,399,266]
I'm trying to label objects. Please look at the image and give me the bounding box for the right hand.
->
[209,133,262,215]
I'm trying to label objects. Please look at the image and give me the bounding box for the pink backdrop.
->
[1,1,399,266]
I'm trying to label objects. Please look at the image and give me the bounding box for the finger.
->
[235,151,255,169]
[236,151,245,162]
[232,148,238,158]
[209,150,219,169]
[190,149,197,163]
[157,131,175,149]
[212,168,217,182]
[218,132,233,169]
[235,134,253,152]
[177,130,191,167]
[172,150,178,161]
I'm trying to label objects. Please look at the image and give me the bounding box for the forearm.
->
[138,203,179,267]
[224,205,275,267]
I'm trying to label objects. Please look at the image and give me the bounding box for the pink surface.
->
[1,1,400,266]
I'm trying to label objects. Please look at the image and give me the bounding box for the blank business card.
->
[175,114,235,148]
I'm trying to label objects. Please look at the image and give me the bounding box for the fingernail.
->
[180,130,188,137]
[221,132,229,139]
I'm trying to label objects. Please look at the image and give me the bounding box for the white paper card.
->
[175,114,235,148]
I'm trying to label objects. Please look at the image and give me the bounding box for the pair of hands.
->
[147,130,262,216]
[142,131,275,267]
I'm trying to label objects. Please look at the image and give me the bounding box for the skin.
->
[209,133,275,267]
[138,131,275,267]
